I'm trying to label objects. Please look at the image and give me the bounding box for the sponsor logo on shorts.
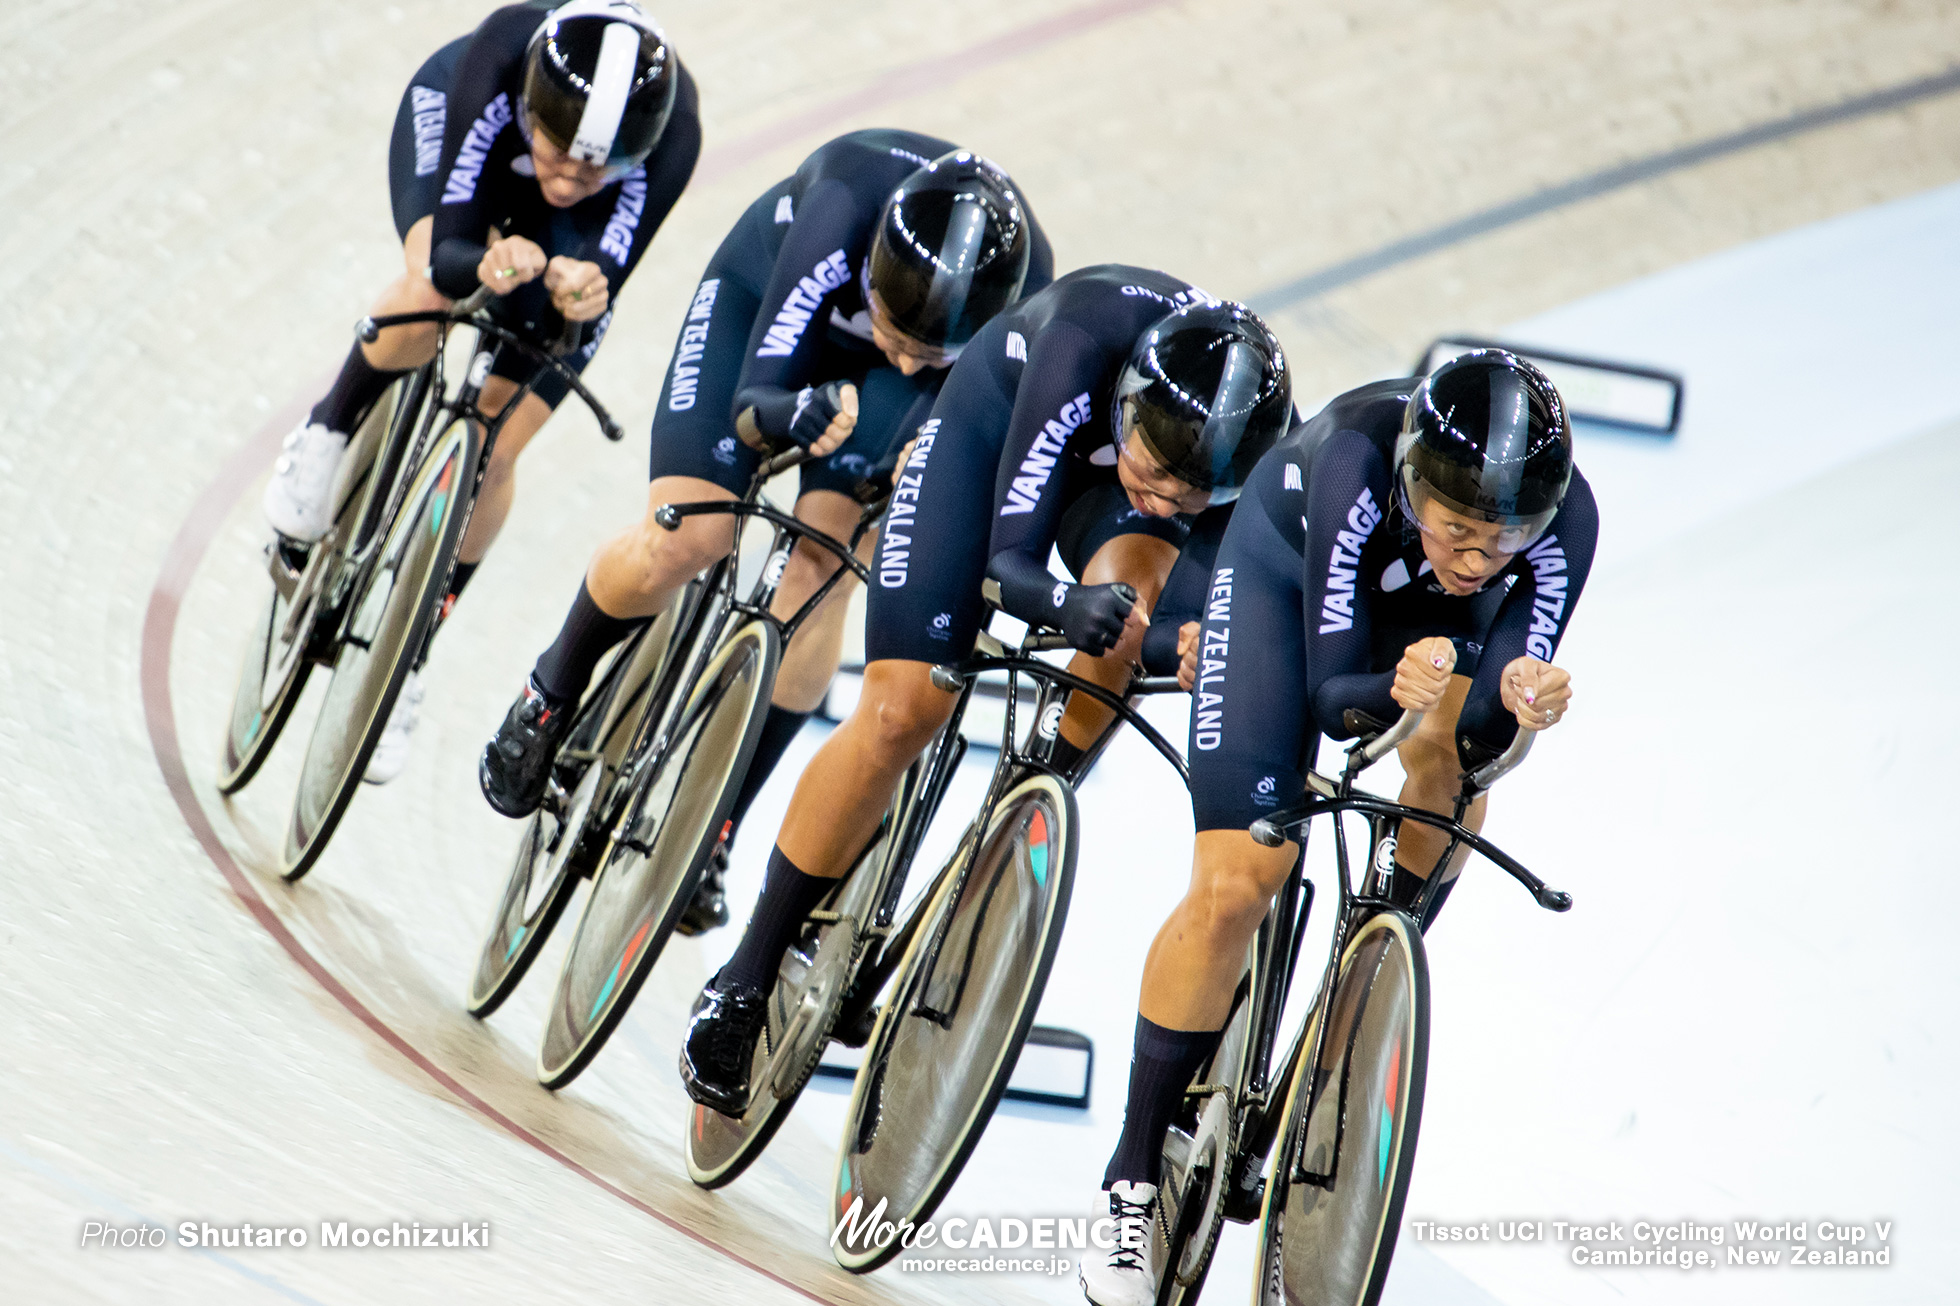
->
[755,250,851,357]
[1318,487,1383,634]
[929,612,953,641]
[1051,582,1068,608]
[441,93,514,205]
[1192,566,1232,751]
[999,393,1092,516]
[667,278,720,411]
[409,86,446,178]
[1523,533,1569,661]
[712,436,738,466]
[598,168,650,264]
[1252,774,1278,810]
[879,419,939,588]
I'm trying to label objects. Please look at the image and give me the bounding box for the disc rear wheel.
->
[831,774,1078,1271]
[1256,910,1428,1306]
[536,620,778,1089]
[280,418,474,879]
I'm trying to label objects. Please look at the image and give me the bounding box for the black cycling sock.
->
[446,560,479,603]
[724,707,812,834]
[721,846,834,992]
[1046,733,1088,776]
[310,343,402,435]
[533,579,645,708]
[1388,862,1426,909]
[1104,1016,1225,1188]
[1390,862,1457,929]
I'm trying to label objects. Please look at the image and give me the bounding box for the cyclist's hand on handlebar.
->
[1500,656,1570,731]
[1392,635,1457,713]
[1054,581,1140,655]
[544,256,609,322]
[480,236,547,294]
[793,381,858,456]
[1176,620,1201,691]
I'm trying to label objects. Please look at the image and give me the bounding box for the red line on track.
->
[136,2,1170,1298]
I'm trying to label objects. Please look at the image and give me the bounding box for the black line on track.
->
[1250,64,1960,314]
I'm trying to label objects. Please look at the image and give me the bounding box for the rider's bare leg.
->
[1139,829,1298,1030]
[361,216,449,371]
[769,489,871,713]
[775,660,956,878]
[1056,533,1179,751]
[586,475,741,619]
[1107,826,1297,1187]
[1391,673,1489,887]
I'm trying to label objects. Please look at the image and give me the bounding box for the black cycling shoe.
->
[675,823,732,937]
[479,675,575,818]
[679,970,769,1116]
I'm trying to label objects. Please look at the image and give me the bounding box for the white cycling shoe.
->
[1079,1181,1162,1306]
[363,671,423,785]
[263,420,350,542]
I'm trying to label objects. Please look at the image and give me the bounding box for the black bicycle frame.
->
[890,641,1190,1031]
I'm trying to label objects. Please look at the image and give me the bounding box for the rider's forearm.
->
[431,237,488,300]
[985,549,1069,629]
[733,384,802,441]
[1140,617,1184,676]
[1313,670,1401,738]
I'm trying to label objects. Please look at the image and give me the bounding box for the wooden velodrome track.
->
[5,1,1960,1301]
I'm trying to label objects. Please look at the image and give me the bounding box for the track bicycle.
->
[217,290,621,881]
[674,593,1183,1232]
[515,450,889,1089]
[1146,709,1569,1306]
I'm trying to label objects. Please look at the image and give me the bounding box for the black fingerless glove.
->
[1052,582,1137,655]
[743,380,850,451]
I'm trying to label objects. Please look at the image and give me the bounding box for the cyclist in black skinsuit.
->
[1080,351,1599,1306]
[676,265,1293,1116]
[259,0,700,784]
[479,130,1054,933]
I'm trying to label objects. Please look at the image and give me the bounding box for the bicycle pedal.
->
[1221,1168,1266,1223]
[832,1003,880,1049]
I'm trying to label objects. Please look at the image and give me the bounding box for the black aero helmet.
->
[868,151,1032,351]
[1395,349,1572,551]
[524,0,679,171]
[1113,302,1292,506]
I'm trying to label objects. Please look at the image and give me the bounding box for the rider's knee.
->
[630,510,731,591]
[851,666,952,764]
[783,536,846,595]
[1397,730,1460,791]
[1188,860,1277,944]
